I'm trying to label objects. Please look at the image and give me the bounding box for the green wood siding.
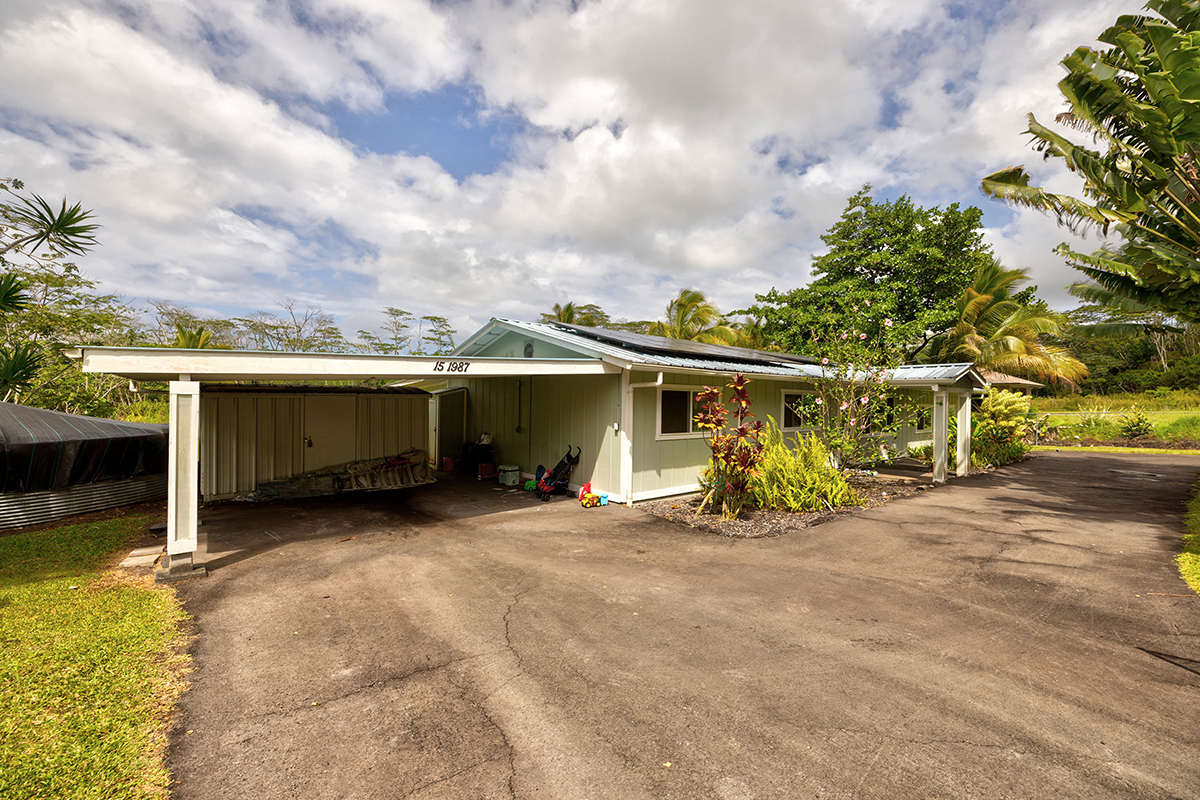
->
[200,393,426,500]
[449,374,621,494]
[629,371,819,498]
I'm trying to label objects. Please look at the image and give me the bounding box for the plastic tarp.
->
[0,402,169,493]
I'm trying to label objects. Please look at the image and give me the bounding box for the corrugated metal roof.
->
[479,319,826,377]
[461,320,986,386]
[888,364,976,382]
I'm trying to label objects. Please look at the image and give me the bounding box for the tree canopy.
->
[982,0,1200,322]
[749,187,993,357]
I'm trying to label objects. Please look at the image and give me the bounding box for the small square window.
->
[783,392,819,430]
[660,390,693,435]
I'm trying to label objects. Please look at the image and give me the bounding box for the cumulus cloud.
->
[0,0,1146,341]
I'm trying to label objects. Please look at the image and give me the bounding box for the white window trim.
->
[780,388,819,434]
[656,385,706,441]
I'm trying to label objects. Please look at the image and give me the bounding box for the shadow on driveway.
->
[168,452,1200,799]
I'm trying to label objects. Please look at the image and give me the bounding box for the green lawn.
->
[0,516,188,800]
[1182,489,1200,597]
[1029,445,1200,456]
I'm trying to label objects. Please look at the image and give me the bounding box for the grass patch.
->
[1032,389,1200,413]
[1029,445,1200,455]
[1181,488,1200,596]
[1158,414,1200,442]
[0,516,189,799]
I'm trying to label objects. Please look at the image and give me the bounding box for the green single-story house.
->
[68,318,986,578]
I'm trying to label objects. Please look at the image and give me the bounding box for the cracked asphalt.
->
[168,452,1200,799]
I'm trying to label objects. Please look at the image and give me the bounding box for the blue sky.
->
[0,0,1138,341]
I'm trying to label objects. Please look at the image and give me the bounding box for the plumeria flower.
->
[884,318,893,327]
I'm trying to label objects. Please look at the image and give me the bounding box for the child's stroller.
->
[536,446,581,501]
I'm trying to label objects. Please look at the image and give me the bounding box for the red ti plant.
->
[694,373,766,521]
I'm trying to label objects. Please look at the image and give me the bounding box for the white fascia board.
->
[68,347,618,382]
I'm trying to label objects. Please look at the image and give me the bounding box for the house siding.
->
[200,392,427,500]
[447,374,621,495]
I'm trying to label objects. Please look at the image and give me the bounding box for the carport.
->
[68,346,619,580]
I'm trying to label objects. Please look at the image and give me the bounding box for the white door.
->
[303,395,357,472]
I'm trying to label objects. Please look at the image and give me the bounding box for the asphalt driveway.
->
[168,452,1200,799]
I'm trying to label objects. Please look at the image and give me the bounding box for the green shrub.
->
[971,435,1028,468]
[1164,355,1200,390]
[1160,415,1200,441]
[117,399,169,424]
[1110,368,1163,392]
[1118,410,1155,438]
[978,389,1030,441]
[751,419,859,512]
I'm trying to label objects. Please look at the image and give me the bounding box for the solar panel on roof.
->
[552,323,818,366]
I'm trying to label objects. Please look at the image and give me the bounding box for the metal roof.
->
[888,363,980,383]
[464,320,985,386]
[468,319,828,378]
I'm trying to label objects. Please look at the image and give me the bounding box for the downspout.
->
[619,371,663,504]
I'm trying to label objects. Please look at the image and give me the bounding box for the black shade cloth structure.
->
[0,402,169,493]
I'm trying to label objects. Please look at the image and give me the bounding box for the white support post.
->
[955,391,971,478]
[932,390,949,485]
[619,369,634,504]
[161,380,206,581]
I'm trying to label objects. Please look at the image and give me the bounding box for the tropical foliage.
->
[789,302,918,468]
[649,288,739,344]
[751,186,993,357]
[694,373,766,520]
[751,419,859,512]
[981,0,1200,322]
[914,259,1088,385]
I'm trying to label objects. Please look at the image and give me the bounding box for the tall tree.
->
[750,187,992,356]
[357,307,415,354]
[417,315,457,355]
[649,288,737,344]
[981,0,1200,321]
[541,302,612,327]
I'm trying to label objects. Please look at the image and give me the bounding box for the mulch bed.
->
[635,474,934,539]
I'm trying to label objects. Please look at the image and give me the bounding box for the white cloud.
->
[0,0,1150,342]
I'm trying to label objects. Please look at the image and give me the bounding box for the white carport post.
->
[955,391,972,477]
[932,387,949,485]
[160,380,206,581]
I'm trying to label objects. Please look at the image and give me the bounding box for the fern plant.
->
[751,418,859,512]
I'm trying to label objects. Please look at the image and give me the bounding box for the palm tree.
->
[173,324,213,349]
[649,288,738,344]
[543,302,577,324]
[0,273,30,315]
[980,2,1200,323]
[0,342,43,402]
[916,260,1088,386]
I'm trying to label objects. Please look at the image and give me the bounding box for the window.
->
[782,391,819,431]
[657,387,703,439]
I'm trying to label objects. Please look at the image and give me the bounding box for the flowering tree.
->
[795,300,918,469]
[694,373,765,520]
